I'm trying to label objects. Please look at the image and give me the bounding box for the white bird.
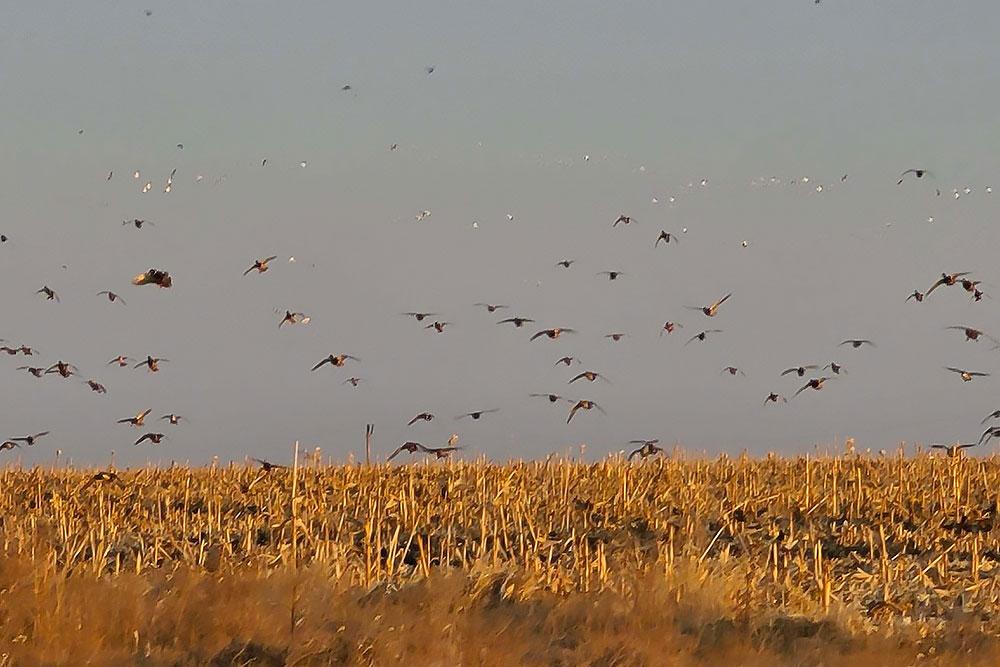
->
[141,181,151,193]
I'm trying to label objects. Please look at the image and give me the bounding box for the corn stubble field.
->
[3,448,1000,665]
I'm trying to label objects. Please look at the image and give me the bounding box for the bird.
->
[897,168,931,185]
[782,365,818,378]
[107,355,132,367]
[17,366,45,378]
[252,458,286,471]
[612,215,635,227]
[84,380,107,394]
[404,312,438,322]
[660,322,682,336]
[946,367,989,382]
[946,326,999,344]
[685,330,722,345]
[17,345,35,356]
[279,311,309,328]
[161,414,184,425]
[0,346,18,355]
[243,256,278,276]
[839,339,875,349]
[655,230,678,247]
[134,433,165,446]
[605,333,627,342]
[982,410,1000,425]
[78,471,125,492]
[425,321,451,333]
[0,440,21,451]
[824,362,846,375]
[906,290,924,303]
[978,427,1000,447]
[425,65,435,75]
[530,393,570,404]
[598,271,625,281]
[930,443,977,458]
[531,327,576,341]
[793,377,830,398]
[45,361,78,378]
[36,286,59,302]
[567,400,605,423]
[134,356,167,372]
[556,260,575,269]
[387,441,429,461]
[628,440,663,461]
[569,371,609,384]
[961,278,983,294]
[118,409,152,427]
[407,412,435,426]
[475,303,508,313]
[497,317,534,328]
[686,293,732,317]
[456,409,499,421]
[764,393,787,405]
[10,432,50,447]
[926,272,970,296]
[132,268,172,288]
[554,356,578,367]
[123,219,154,229]
[422,445,463,459]
[721,366,745,377]
[96,291,126,305]
[311,354,360,371]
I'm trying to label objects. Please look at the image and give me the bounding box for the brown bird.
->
[567,400,605,423]
[946,326,999,344]
[475,303,508,313]
[628,439,663,461]
[685,329,722,345]
[84,380,107,394]
[243,256,278,276]
[839,339,875,349]
[926,272,970,296]
[252,457,286,471]
[531,327,576,341]
[96,291,126,305]
[45,361,78,378]
[11,431,50,447]
[343,377,363,387]
[556,259,575,269]
[118,409,152,427]
[897,168,930,185]
[18,345,35,356]
[946,367,989,382]
[906,290,924,303]
[655,230,677,247]
[407,412,434,426]
[612,214,635,227]
[425,321,451,333]
[961,278,982,293]
[793,377,830,398]
[387,441,429,461]
[423,445,463,459]
[161,414,184,425]
[134,356,168,372]
[764,392,787,405]
[404,312,438,322]
[78,471,124,492]
[132,268,172,288]
[17,366,45,378]
[279,310,309,328]
[456,409,499,421]
[605,333,627,342]
[972,289,988,302]
[530,393,570,404]
[598,271,625,281]
[498,316,534,328]
[555,356,578,366]
[107,355,132,367]
[782,365,818,378]
[824,362,846,375]
[660,322,683,335]
[0,441,21,451]
[36,286,59,302]
[311,354,360,371]
[0,346,18,355]
[686,293,732,317]
[930,443,976,458]
[569,371,609,384]
[123,218,154,229]
[721,366,745,377]
[134,432,165,446]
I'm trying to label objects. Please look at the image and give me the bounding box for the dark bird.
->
[930,443,977,458]
[387,441,428,461]
[685,329,722,345]
[981,410,1000,425]
[134,356,168,372]
[456,409,499,421]
[107,355,132,367]
[946,326,999,345]
[18,346,35,356]
[946,367,989,382]
[407,412,435,426]
[45,361,78,378]
[972,289,988,302]
[926,272,970,296]
[839,339,875,349]
[84,380,107,394]
[721,366,745,377]
[118,409,152,427]
[78,471,124,493]
[132,268,172,288]
[628,439,663,461]
[279,310,309,328]
[404,312,438,322]
[36,286,59,302]
[906,290,924,303]
[569,371,609,384]
[961,279,982,293]
[897,168,930,185]
[161,414,184,425]
[0,441,20,451]
[793,377,830,398]
[423,445,463,459]
[612,214,635,227]
[824,362,846,375]
[425,321,451,333]
[567,400,605,423]
[425,65,435,75]
[311,354,360,371]
[0,346,18,355]
[10,432,50,447]
[498,316,534,328]
[978,427,1000,447]
[475,303,507,313]
[598,271,625,281]
[605,333,627,342]
[252,458,286,471]
[123,219,154,229]
[343,377,363,387]
[530,393,570,404]
[660,322,683,335]
[531,327,576,341]
[134,432,165,446]
[655,230,678,247]
[556,260,575,269]
[555,356,578,366]
[782,365,818,378]
[17,366,45,378]
[96,290,126,305]
[764,392,787,405]
[243,256,278,276]
[686,293,732,317]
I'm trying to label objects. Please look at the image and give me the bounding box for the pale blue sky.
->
[2,2,1000,465]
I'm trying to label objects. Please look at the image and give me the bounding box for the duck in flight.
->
[498,316,534,328]
[569,371,609,384]
[567,400,605,423]
[926,272,971,297]
[839,339,875,349]
[244,256,278,276]
[946,326,999,345]
[946,367,989,382]
[930,442,976,458]
[311,354,360,371]
[612,214,635,227]
[118,409,152,427]
[686,293,732,317]
[655,230,678,247]
[456,409,499,421]
[531,327,576,341]
[96,291,126,305]
[793,377,830,398]
[36,286,59,302]
[134,433,165,446]
[782,365,818,378]
[407,412,435,426]
[685,329,722,345]
[628,439,663,461]
[764,392,787,404]
[897,168,930,185]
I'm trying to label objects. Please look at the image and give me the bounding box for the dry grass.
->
[2,446,1000,664]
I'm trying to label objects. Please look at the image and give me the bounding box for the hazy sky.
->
[2,2,1000,466]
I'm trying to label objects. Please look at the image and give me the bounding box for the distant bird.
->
[721,366,745,377]
[628,440,663,461]
[45,361,77,378]
[17,366,45,378]
[311,354,360,371]
[972,289,988,302]
[906,290,924,303]
[404,312,438,322]
[782,365,818,378]
[498,317,534,328]
[839,339,875,349]
[425,321,451,333]
[123,219,153,229]
[598,271,625,281]
[605,333,627,342]
[0,346,18,355]
[793,377,830,398]
[84,380,107,394]
[423,445,462,459]
[78,471,124,492]
[569,371,609,384]
[946,367,989,382]
[824,362,846,375]
[686,293,732,317]
[456,409,499,421]
[475,303,508,313]
[132,268,172,288]
[926,272,970,296]
[36,286,59,302]
[118,409,152,427]
[425,65,435,75]
[531,327,575,341]
[343,377,363,387]
[243,256,278,276]
[279,311,309,328]
[897,168,930,185]
[685,329,722,345]
[961,279,982,294]
[0,441,20,451]
[612,215,635,227]
[387,441,428,461]
[931,443,977,458]
[341,85,352,92]
[134,356,167,372]
[978,427,1000,446]
[11,432,50,447]
[161,414,184,425]
[555,356,578,367]
[982,410,1000,425]
[107,355,132,367]
[567,400,605,423]
[18,346,35,356]
[407,412,434,426]
[530,393,569,404]
[764,392,787,405]
[134,432,165,446]
[946,326,999,344]
[96,291,126,305]
[660,322,682,335]
[556,260,575,269]
[655,230,678,247]
[249,458,285,472]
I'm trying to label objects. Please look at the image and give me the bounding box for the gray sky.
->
[2,2,1000,466]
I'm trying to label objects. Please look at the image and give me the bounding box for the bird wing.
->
[567,403,581,423]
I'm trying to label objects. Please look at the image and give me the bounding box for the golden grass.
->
[2,447,1000,664]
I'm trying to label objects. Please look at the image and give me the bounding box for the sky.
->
[2,2,1000,466]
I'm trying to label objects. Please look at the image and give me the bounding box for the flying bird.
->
[311,354,360,371]
[946,367,989,382]
[244,256,278,276]
[569,371,609,384]
[161,414,184,425]
[36,286,59,302]
[897,168,931,185]
[686,293,732,317]
[721,366,745,377]
[498,316,534,328]
[930,443,977,458]
[926,272,970,296]
[425,321,451,333]
[387,441,429,461]
[123,219,153,229]
[839,339,875,349]
[655,230,678,247]
[134,433,165,446]
[555,356,578,367]
[628,440,663,461]
[134,356,167,372]
[10,432,50,447]
[946,326,999,344]
[981,410,1000,425]
[404,312,438,322]
[685,329,722,345]
[605,333,627,342]
[407,412,435,426]
[531,327,575,341]
[824,362,846,375]
[782,365,818,377]
[456,409,499,421]
[422,445,463,459]
[906,290,924,303]
[84,380,107,394]
[764,392,787,405]
[96,291,126,305]
[45,361,78,378]
[132,268,172,288]
[78,471,125,492]
[118,409,152,427]
[475,303,508,313]
[556,260,575,269]
[252,458,286,471]
[793,377,830,398]
[107,355,132,367]
[660,322,682,335]
[279,311,310,328]
[530,393,570,404]
[343,377,362,387]
[17,366,45,378]
[567,400,605,423]
[612,215,635,227]
[598,271,625,281]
